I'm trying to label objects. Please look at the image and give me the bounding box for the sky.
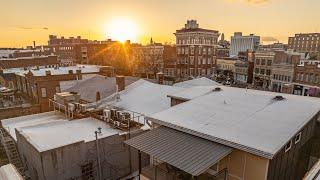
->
[0,0,320,47]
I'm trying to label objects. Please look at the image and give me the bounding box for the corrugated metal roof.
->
[125,126,232,176]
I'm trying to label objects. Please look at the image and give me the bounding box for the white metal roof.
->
[0,164,23,180]
[173,77,220,88]
[17,118,121,152]
[61,75,139,102]
[1,111,67,141]
[98,79,184,116]
[150,87,320,159]
[3,64,100,76]
[167,86,218,101]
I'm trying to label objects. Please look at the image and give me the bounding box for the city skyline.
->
[1,0,320,47]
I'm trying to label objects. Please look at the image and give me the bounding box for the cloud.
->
[261,36,279,42]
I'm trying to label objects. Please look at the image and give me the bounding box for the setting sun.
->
[106,18,140,43]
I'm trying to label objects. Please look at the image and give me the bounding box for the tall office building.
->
[230,32,260,57]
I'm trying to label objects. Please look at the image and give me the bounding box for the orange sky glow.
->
[0,0,319,47]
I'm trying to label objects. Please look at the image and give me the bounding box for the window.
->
[266,70,271,76]
[267,60,272,66]
[285,140,292,152]
[256,59,260,65]
[255,68,259,74]
[260,69,265,75]
[261,59,266,65]
[41,88,47,98]
[295,132,302,144]
[190,56,194,65]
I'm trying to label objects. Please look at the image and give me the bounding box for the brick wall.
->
[0,105,40,120]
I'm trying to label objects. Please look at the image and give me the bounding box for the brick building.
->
[294,63,320,97]
[253,50,275,89]
[270,51,301,93]
[0,55,58,69]
[132,40,164,78]
[288,33,320,59]
[163,45,177,85]
[1,65,101,112]
[174,20,219,80]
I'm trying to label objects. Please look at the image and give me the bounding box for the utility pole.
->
[95,127,102,180]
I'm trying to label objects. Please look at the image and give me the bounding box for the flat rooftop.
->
[1,111,67,141]
[61,75,140,102]
[150,86,320,159]
[98,79,184,116]
[173,77,220,88]
[17,118,122,152]
[3,64,101,76]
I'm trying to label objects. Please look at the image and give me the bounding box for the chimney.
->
[45,70,51,76]
[116,76,125,92]
[96,91,101,102]
[156,72,164,84]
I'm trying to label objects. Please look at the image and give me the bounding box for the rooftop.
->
[0,164,23,180]
[17,117,121,152]
[3,64,101,76]
[61,75,140,102]
[150,86,320,159]
[173,77,220,88]
[1,111,67,141]
[98,79,184,116]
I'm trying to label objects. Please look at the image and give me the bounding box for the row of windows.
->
[296,73,320,84]
[273,74,291,82]
[178,57,213,65]
[255,68,271,76]
[255,58,272,66]
[177,47,213,55]
[177,38,217,45]
[177,68,212,76]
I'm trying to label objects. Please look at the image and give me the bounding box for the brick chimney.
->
[96,91,101,102]
[116,76,125,92]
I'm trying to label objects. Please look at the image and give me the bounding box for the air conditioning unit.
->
[103,109,111,121]
[68,103,75,112]
[110,109,117,119]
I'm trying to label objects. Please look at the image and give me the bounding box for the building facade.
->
[253,50,275,89]
[230,32,260,57]
[288,33,320,56]
[175,20,219,79]
[294,63,320,97]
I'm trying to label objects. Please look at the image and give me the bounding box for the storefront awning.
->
[125,126,232,176]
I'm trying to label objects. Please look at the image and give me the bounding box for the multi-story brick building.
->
[253,50,275,89]
[293,63,320,97]
[163,45,177,85]
[270,51,301,93]
[288,33,320,59]
[174,20,219,79]
[132,40,164,78]
[1,65,101,112]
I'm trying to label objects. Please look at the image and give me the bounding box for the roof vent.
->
[273,95,285,101]
[213,87,222,92]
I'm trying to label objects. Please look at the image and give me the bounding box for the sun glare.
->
[106,18,139,43]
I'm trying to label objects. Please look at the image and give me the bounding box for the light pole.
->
[95,127,102,180]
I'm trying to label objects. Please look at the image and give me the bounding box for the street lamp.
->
[95,127,102,180]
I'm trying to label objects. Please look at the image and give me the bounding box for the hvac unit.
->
[110,109,117,119]
[103,109,111,122]
[68,103,75,112]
